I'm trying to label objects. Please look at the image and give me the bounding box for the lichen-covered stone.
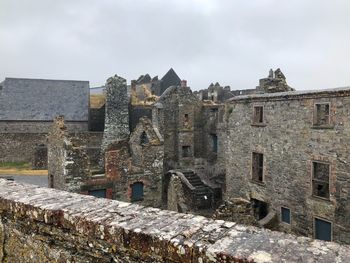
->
[0,179,349,262]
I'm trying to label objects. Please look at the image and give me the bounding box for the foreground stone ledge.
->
[0,180,349,262]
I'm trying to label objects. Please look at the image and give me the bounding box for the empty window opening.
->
[252,152,264,182]
[315,218,332,241]
[312,162,330,199]
[252,199,268,220]
[314,103,330,126]
[131,182,144,201]
[183,114,190,127]
[210,108,218,113]
[253,106,264,124]
[140,131,149,145]
[182,146,191,157]
[89,189,107,198]
[281,207,291,224]
[211,134,218,153]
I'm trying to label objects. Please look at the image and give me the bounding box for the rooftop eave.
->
[228,86,350,103]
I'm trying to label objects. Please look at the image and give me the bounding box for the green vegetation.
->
[0,162,31,169]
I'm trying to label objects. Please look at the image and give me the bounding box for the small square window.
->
[253,106,264,124]
[182,146,191,157]
[314,103,330,126]
[281,207,291,224]
[312,162,330,199]
[252,152,263,182]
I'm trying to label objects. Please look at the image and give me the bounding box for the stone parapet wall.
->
[0,179,349,262]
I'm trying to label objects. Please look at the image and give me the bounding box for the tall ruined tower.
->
[101,75,130,156]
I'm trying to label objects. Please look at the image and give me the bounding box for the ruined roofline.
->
[3,77,90,84]
[228,86,350,102]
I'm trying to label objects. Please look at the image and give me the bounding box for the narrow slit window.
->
[211,134,218,153]
[312,162,330,199]
[140,131,149,145]
[252,152,264,182]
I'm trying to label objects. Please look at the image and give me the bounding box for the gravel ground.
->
[0,175,48,187]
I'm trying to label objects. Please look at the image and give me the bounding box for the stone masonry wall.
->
[47,117,91,192]
[0,179,349,262]
[101,75,129,155]
[0,131,102,164]
[0,133,46,163]
[225,90,350,244]
[0,121,88,133]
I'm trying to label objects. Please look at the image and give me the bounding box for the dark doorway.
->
[252,198,268,220]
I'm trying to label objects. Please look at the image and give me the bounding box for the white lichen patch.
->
[249,251,272,263]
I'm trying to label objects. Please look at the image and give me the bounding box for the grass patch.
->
[0,162,31,169]
[0,162,47,175]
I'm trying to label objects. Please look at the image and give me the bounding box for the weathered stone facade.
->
[105,117,164,207]
[225,87,350,244]
[1,179,349,263]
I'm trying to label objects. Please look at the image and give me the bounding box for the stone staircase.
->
[182,170,213,209]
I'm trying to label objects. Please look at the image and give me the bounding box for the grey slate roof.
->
[0,78,89,121]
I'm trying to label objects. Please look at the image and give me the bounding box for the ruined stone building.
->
[46,68,350,244]
[131,68,181,104]
[194,82,234,103]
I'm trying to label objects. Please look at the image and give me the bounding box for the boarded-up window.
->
[131,182,144,201]
[312,162,330,199]
[315,218,332,241]
[182,146,191,157]
[314,103,330,126]
[281,207,291,224]
[252,152,264,182]
[253,106,264,124]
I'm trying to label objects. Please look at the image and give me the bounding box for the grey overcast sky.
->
[1,0,350,91]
